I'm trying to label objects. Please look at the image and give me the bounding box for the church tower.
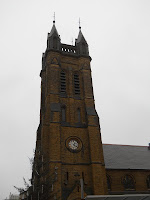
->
[33,20,108,200]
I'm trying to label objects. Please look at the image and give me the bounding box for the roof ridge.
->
[103,143,148,147]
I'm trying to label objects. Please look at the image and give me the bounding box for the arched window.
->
[61,106,66,122]
[64,172,69,185]
[122,175,135,190]
[77,108,81,123]
[107,175,111,190]
[146,175,150,189]
[53,37,57,49]
[74,74,80,95]
[60,71,66,93]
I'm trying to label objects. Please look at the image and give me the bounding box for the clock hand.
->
[75,143,78,147]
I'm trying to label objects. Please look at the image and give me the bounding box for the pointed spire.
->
[47,14,60,50]
[53,12,55,24]
[76,28,87,44]
[76,18,87,44]
[48,13,59,38]
[79,18,81,30]
[49,23,59,38]
[76,19,89,56]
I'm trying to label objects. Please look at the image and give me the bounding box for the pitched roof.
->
[85,194,150,200]
[76,29,87,44]
[103,144,150,170]
[48,23,59,38]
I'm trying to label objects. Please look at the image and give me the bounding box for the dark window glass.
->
[107,175,111,190]
[66,172,69,180]
[146,175,150,189]
[82,172,84,182]
[64,172,68,185]
[61,107,66,122]
[60,71,66,93]
[74,74,80,95]
[122,175,135,190]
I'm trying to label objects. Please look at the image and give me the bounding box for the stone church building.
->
[24,20,150,200]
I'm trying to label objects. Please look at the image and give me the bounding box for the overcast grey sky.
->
[0,0,150,199]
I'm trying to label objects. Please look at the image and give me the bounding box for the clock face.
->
[66,137,82,152]
[68,140,79,150]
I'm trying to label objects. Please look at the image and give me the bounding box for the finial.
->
[79,18,81,30]
[53,12,55,24]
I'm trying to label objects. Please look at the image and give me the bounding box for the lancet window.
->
[61,106,66,122]
[107,175,111,190]
[74,74,80,95]
[60,71,66,93]
[146,175,150,189]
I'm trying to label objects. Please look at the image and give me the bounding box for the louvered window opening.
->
[60,71,66,93]
[74,74,80,95]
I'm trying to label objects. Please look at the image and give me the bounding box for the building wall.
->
[38,50,108,200]
[32,24,150,200]
[106,169,150,194]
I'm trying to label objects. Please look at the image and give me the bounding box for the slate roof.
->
[48,23,59,38]
[85,194,150,200]
[76,29,87,44]
[103,144,150,170]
